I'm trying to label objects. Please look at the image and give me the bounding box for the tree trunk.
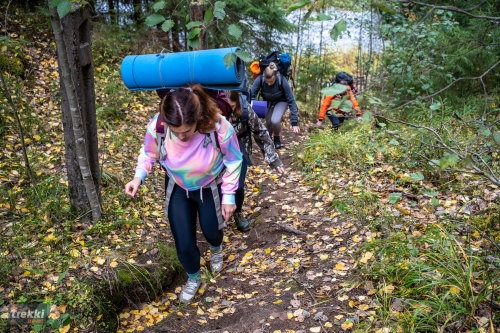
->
[49,4,102,222]
[133,0,142,26]
[190,0,207,50]
[107,0,115,23]
[171,16,181,51]
[293,8,302,81]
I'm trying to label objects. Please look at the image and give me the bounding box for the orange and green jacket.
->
[317,87,361,121]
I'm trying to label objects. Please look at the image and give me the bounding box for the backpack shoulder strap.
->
[208,130,220,152]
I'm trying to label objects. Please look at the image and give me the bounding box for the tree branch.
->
[401,0,500,21]
[389,60,500,111]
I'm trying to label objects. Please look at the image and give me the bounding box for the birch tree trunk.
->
[49,4,102,221]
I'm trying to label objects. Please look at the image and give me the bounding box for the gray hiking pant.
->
[265,101,288,137]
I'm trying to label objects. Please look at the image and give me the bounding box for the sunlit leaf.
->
[286,0,311,14]
[430,102,441,110]
[235,50,253,62]
[388,193,402,204]
[321,83,348,96]
[57,0,71,18]
[330,19,347,41]
[153,1,166,12]
[214,1,226,20]
[228,24,242,39]
[362,111,373,124]
[186,21,203,29]
[315,13,331,21]
[187,28,202,39]
[410,172,424,181]
[439,153,459,169]
[223,52,237,69]
[204,8,214,22]
[187,34,200,49]
[145,14,165,27]
[422,189,438,197]
[493,132,500,145]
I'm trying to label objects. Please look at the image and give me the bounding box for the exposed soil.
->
[117,120,371,333]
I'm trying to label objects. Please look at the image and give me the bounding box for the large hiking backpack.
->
[258,51,292,81]
[332,72,356,91]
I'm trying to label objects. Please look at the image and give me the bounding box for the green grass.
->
[359,224,500,332]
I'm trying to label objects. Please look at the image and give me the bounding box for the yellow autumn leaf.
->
[450,286,461,295]
[69,249,81,258]
[325,322,333,328]
[59,304,67,313]
[360,251,373,264]
[44,234,57,242]
[287,312,293,319]
[197,307,204,315]
[59,324,70,333]
[352,235,359,242]
[358,304,369,311]
[335,263,345,270]
[273,299,282,305]
[110,261,118,268]
[341,321,353,330]
[379,284,395,295]
[265,248,271,254]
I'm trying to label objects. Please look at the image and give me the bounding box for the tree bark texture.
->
[49,4,102,221]
[190,0,207,50]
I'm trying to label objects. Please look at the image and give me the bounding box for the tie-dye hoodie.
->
[134,113,242,205]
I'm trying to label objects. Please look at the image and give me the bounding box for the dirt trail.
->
[121,122,372,333]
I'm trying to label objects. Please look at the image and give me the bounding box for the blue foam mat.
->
[121,47,246,91]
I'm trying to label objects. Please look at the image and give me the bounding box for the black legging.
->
[166,178,224,274]
[234,158,248,213]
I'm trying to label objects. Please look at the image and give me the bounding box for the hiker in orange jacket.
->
[315,72,361,129]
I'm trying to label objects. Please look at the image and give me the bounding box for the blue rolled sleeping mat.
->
[120,47,247,91]
[251,100,267,118]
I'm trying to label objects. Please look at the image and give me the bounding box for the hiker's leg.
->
[167,181,201,274]
[194,186,224,248]
[234,158,250,232]
[327,114,342,129]
[268,102,288,137]
[265,105,275,134]
[235,158,248,213]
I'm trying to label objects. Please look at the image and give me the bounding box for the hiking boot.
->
[179,278,201,304]
[234,212,250,232]
[273,136,282,149]
[210,248,223,274]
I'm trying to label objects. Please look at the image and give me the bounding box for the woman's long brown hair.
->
[159,84,221,133]
[228,90,243,119]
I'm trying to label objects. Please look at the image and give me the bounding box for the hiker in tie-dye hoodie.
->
[125,84,242,304]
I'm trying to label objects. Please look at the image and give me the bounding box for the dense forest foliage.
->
[0,0,499,332]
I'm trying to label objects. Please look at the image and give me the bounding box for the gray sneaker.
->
[210,249,223,274]
[179,278,201,303]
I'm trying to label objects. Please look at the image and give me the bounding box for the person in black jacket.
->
[250,62,300,149]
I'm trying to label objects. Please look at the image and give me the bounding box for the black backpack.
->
[259,51,286,78]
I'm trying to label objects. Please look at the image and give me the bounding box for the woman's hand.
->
[221,204,236,223]
[275,166,285,174]
[315,120,323,128]
[125,177,142,198]
[291,125,300,133]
